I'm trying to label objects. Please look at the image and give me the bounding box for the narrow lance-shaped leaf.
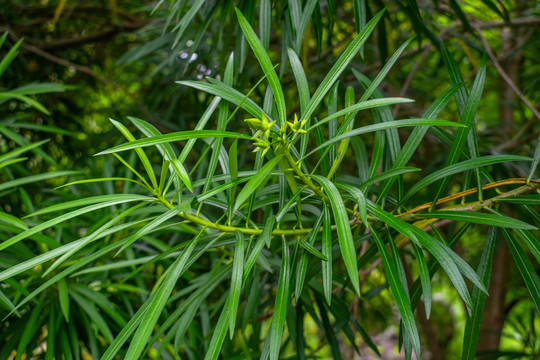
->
[124,231,202,360]
[301,9,386,121]
[400,155,531,205]
[236,8,286,125]
[312,175,360,295]
[228,231,245,338]
[269,240,291,360]
[96,130,252,156]
[462,227,497,360]
[431,54,487,207]
[370,227,421,358]
[415,211,537,230]
[501,227,540,315]
[233,154,283,212]
[303,118,465,160]
[528,133,540,183]
[322,203,333,305]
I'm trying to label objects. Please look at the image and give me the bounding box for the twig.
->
[474,24,540,122]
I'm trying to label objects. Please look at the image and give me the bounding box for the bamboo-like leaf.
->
[170,159,193,192]
[312,175,359,295]
[96,130,251,155]
[431,54,486,206]
[57,278,69,322]
[124,231,202,360]
[412,243,431,318]
[228,231,245,337]
[0,211,27,230]
[110,119,158,189]
[401,155,531,204]
[115,206,181,256]
[415,211,537,230]
[336,183,367,225]
[322,203,333,305]
[514,229,540,263]
[244,215,276,281]
[303,118,464,160]
[495,195,540,206]
[299,236,327,261]
[295,211,324,299]
[307,98,414,131]
[371,227,421,358]
[178,79,270,121]
[301,9,385,121]
[287,48,310,114]
[360,167,420,190]
[0,38,22,78]
[0,139,49,164]
[236,8,286,125]
[462,227,497,360]
[233,154,283,212]
[204,295,230,360]
[0,170,78,192]
[269,240,291,360]
[1,196,152,251]
[502,228,540,315]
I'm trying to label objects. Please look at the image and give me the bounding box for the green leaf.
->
[307,98,414,131]
[0,38,22,78]
[244,215,276,281]
[0,139,49,164]
[0,170,79,192]
[1,196,152,251]
[502,228,540,315]
[299,235,327,261]
[233,154,283,212]
[301,9,385,121]
[124,231,202,360]
[432,53,487,206]
[336,183,367,225]
[115,206,181,256]
[514,229,540,263]
[96,130,251,156]
[295,211,324,299]
[312,175,360,295]
[412,243,431,318]
[287,48,310,114]
[0,211,27,230]
[462,227,497,360]
[415,211,537,230]
[269,240,291,360]
[110,119,158,189]
[401,155,532,204]
[370,227,421,358]
[303,118,464,160]
[495,195,540,206]
[179,79,271,121]
[322,203,333,305]
[170,159,193,192]
[57,278,70,322]
[228,231,245,338]
[236,8,286,125]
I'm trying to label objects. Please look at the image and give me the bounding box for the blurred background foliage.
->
[1,0,539,358]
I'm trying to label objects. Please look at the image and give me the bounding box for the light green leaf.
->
[228,231,245,338]
[96,130,251,156]
[303,118,464,160]
[0,170,79,192]
[312,175,359,295]
[301,9,385,121]
[124,231,202,360]
[371,227,421,358]
[462,227,497,360]
[401,155,531,204]
[415,211,537,230]
[269,240,291,360]
[236,8,286,125]
[233,154,283,212]
[322,203,333,305]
